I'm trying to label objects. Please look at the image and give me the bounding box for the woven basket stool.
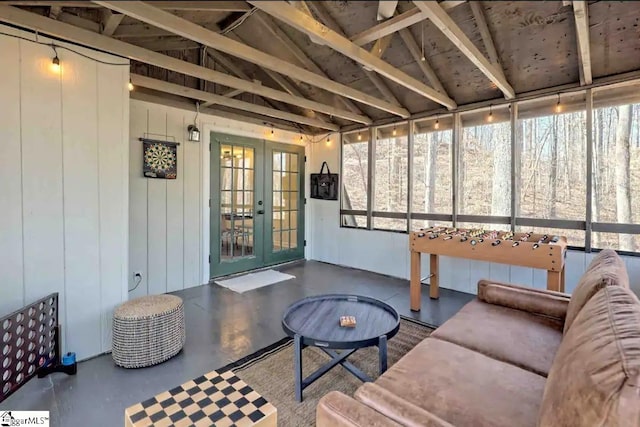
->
[112,295,185,368]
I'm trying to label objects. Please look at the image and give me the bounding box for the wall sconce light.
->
[188,102,200,142]
[188,124,200,142]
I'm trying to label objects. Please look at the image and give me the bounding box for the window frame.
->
[338,81,640,255]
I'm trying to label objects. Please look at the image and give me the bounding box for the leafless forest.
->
[342,102,640,252]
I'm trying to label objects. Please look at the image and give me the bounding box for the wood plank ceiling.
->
[2,1,640,134]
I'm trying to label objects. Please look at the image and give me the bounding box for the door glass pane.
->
[220,144,255,262]
[290,210,298,229]
[273,192,282,211]
[273,152,282,171]
[289,172,299,191]
[290,230,298,249]
[273,172,283,191]
[281,231,290,249]
[273,231,281,252]
[281,211,290,229]
[290,153,298,172]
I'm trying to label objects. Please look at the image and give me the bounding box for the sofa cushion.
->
[538,286,640,426]
[564,249,629,334]
[370,337,546,427]
[431,300,563,376]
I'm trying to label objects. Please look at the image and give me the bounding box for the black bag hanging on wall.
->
[310,161,339,200]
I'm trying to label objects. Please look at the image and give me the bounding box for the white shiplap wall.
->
[0,25,129,360]
[306,130,640,297]
[128,99,315,297]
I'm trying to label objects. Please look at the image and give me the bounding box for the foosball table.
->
[409,227,568,312]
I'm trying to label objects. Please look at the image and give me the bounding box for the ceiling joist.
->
[572,1,592,85]
[397,28,448,96]
[0,4,371,125]
[252,11,365,117]
[94,0,407,118]
[249,1,457,110]
[350,1,466,47]
[130,75,339,131]
[99,9,123,36]
[302,1,404,109]
[413,1,515,99]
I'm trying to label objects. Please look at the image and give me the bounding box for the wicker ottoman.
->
[112,295,185,368]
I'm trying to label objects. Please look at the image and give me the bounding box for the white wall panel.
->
[0,25,129,360]
[0,35,24,315]
[183,117,201,288]
[146,106,168,295]
[128,102,149,299]
[98,64,128,352]
[19,41,67,345]
[166,114,185,293]
[61,52,101,358]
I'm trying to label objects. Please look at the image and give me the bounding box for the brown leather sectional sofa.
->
[316,249,640,426]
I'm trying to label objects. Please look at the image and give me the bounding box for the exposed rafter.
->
[3,1,251,11]
[572,1,592,85]
[0,4,372,125]
[303,1,404,108]
[397,28,448,96]
[413,1,515,99]
[99,9,123,36]
[350,1,466,47]
[252,11,365,116]
[94,0,408,118]
[250,1,457,110]
[377,1,398,20]
[134,38,199,51]
[469,2,502,70]
[132,74,339,131]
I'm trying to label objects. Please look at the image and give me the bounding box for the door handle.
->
[257,210,265,215]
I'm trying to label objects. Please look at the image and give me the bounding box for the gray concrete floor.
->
[0,260,474,427]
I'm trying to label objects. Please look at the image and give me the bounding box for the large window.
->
[341,129,369,228]
[459,106,511,229]
[516,93,587,246]
[373,123,408,231]
[338,81,640,254]
[592,83,640,251]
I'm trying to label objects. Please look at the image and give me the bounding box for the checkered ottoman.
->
[125,369,277,427]
[112,294,185,368]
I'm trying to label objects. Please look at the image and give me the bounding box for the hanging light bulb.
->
[271,125,274,136]
[51,54,60,73]
[357,131,362,141]
[487,105,494,123]
[420,22,426,61]
[128,78,134,91]
[392,126,397,136]
[326,136,331,146]
[434,118,440,130]
[555,93,562,114]
[299,134,304,143]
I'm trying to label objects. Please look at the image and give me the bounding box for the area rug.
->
[213,269,295,293]
[223,317,434,426]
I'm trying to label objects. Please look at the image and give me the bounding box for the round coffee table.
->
[282,294,400,401]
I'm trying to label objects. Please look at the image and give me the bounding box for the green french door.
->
[210,132,305,278]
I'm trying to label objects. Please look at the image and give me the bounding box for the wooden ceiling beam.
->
[3,1,251,11]
[350,1,466,47]
[413,1,515,99]
[397,28,448,96]
[100,9,123,36]
[252,1,456,110]
[133,38,200,51]
[377,1,398,20]
[303,1,404,108]
[469,2,503,72]
[252,11,364,117]
[572,1,592,85]
[131,74,338,131]
[0,4,371,124]
[131,74,340,131]
[94,1,406,118]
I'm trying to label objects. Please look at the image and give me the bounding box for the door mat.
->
[214,269,295,293]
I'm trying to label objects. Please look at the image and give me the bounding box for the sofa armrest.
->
[317,391,402,427]
[355,383,454,427]
[478,279,571,320]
